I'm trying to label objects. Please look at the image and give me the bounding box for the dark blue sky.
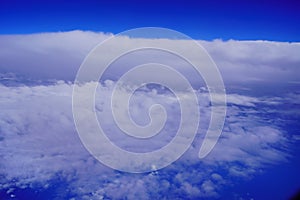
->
[1,0,300,41]
[1,1,300,199]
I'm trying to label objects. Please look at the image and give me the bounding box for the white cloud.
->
[0,81,292,199]
[201,39,300,85]
[0,31,298,199]
[0,31,109,81]
[0,31,299,88]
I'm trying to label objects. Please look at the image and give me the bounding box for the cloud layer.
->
[0,81,293,199]
[0,31,299,89]
[0,31,299,199]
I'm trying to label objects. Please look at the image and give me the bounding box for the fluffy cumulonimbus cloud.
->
[0,31,299,199]
[0,30,299,87]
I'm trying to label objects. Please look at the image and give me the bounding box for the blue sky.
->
[0,1,300,200]
[1,0,300,41]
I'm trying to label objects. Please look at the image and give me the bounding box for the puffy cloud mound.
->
[0,31,299,88]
